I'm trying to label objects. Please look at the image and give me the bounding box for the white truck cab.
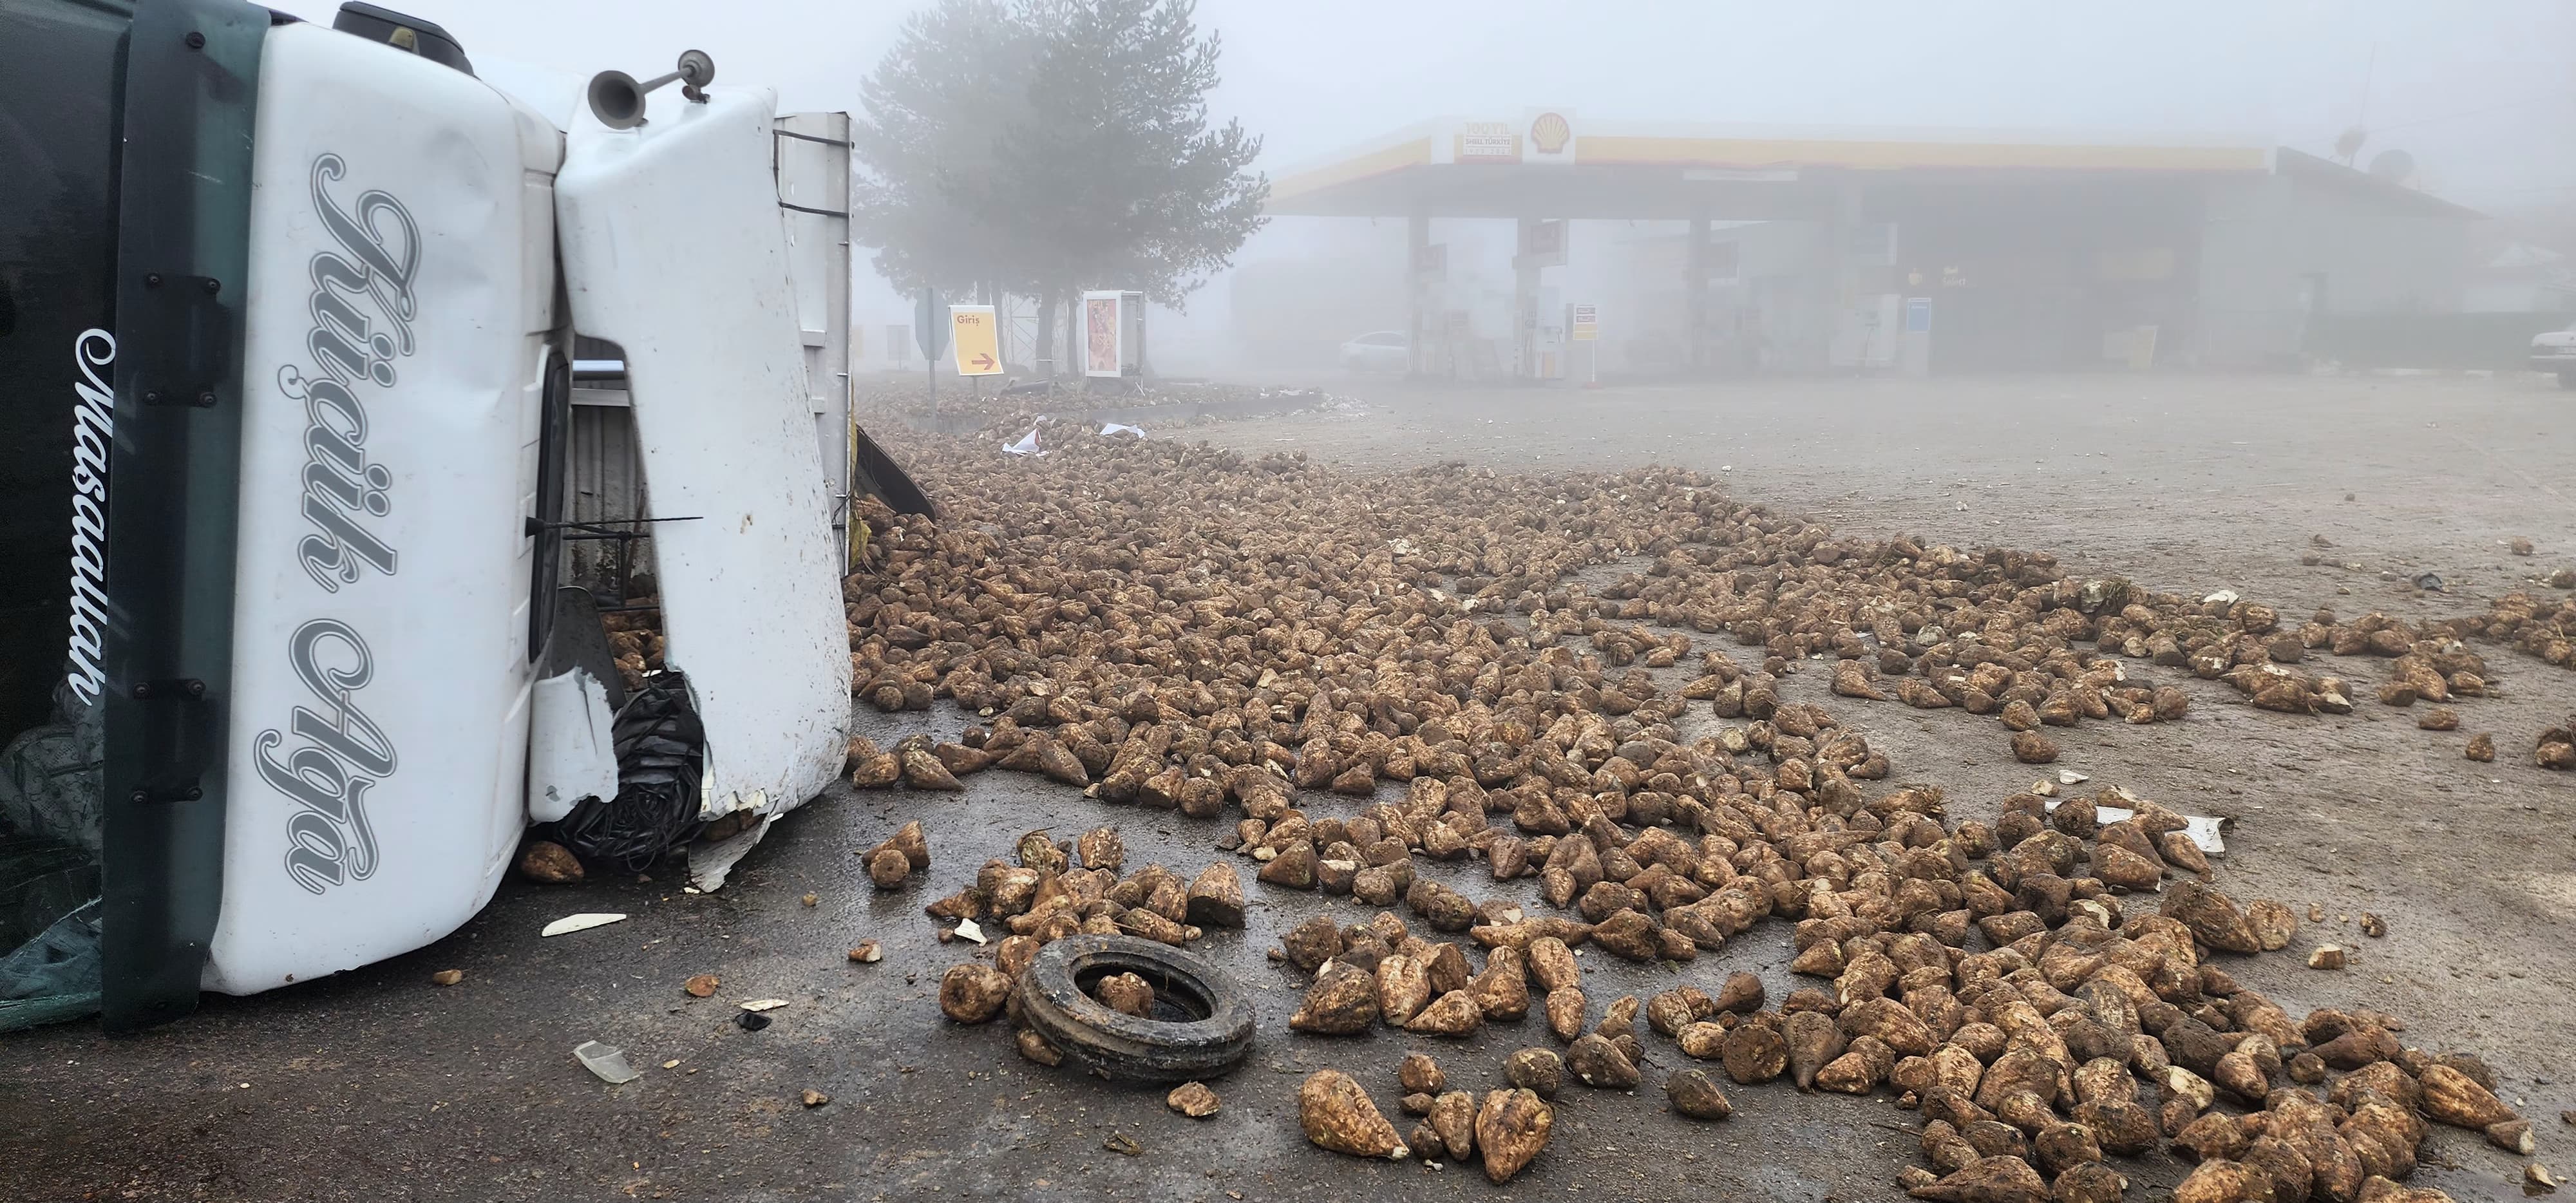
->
[0,0,911,1029]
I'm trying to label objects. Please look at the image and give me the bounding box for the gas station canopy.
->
[1265,115,2477,379]
[1266,114,2275,220]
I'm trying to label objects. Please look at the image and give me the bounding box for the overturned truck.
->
[0,0,925,1030]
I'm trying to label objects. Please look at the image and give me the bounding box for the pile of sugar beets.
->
[849,431,2548,1200]
[935,771,2533,1201]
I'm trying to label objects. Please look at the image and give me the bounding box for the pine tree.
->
[851,0,1269,373]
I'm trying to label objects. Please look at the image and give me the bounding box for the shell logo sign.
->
[1529,112,1571,156]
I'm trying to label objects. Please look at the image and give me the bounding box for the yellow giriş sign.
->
[949,305,1002,376]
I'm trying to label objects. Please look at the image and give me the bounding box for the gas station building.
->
[1264,115,2480,378]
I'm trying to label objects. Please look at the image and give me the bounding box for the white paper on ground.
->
[542,913,630,937]
[2041,797,2228,854]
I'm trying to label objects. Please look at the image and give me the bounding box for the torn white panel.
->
[685,814,774,891]
[556,88,852,829]
[1101,422,1144,437]
[527,668,620,823]
[2043,797,2229,854]
[1004,428,1044,455]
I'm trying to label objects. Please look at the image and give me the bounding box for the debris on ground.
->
[859,379,1368,438]
[1011,934,1255,1081]
[1398,1052,1444,1095]
[800,1089,830,1108]
[540,913,627,937]
[938,964,1012,1024]
[1664,1068,1733,1121]
[1094,971,1154,1017]
[828,425,2559,1200]
[1166,1081,1220,1118]
[517,840,584,883]
[2541,717,2576,770]
[848,940,884,963]
[864,819,932,889]
[1473,1088,1553,1184]
[573,1041,639,1085]
[1016,1028,1063,1066]
[428,969,464,987]
[683,974,719,998]
[1298,1070,1408,1159]
[739,998,789,1012]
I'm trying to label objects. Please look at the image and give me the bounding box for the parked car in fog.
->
[2533,321,2576,387]
[1340,330,1410,373]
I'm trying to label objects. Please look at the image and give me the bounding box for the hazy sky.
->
[267,0,2576,210]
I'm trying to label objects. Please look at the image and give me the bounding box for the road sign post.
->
[949,305,1003,379]
[914,288,946,419]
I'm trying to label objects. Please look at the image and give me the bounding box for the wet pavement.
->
[8,372,2571,1202]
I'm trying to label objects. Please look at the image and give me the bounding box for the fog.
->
[266,0,2576,377]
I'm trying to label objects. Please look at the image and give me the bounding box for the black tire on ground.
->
[1013,934,1255,1082]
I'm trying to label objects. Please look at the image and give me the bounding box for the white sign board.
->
[1083,290,1145,377]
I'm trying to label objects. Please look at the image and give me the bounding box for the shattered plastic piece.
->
[1004,428,1045,456]
[1101,422,1145,438]
[737,1010,772,1032]
[740,998,790,1012]
[541,913,629,937]
[2058,770,2089,785]
[685,814,774,892]
[574,1041,641,1084]
[2203,590,2239,606]
[955,918,989,945]
[2414,573,2445,592]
